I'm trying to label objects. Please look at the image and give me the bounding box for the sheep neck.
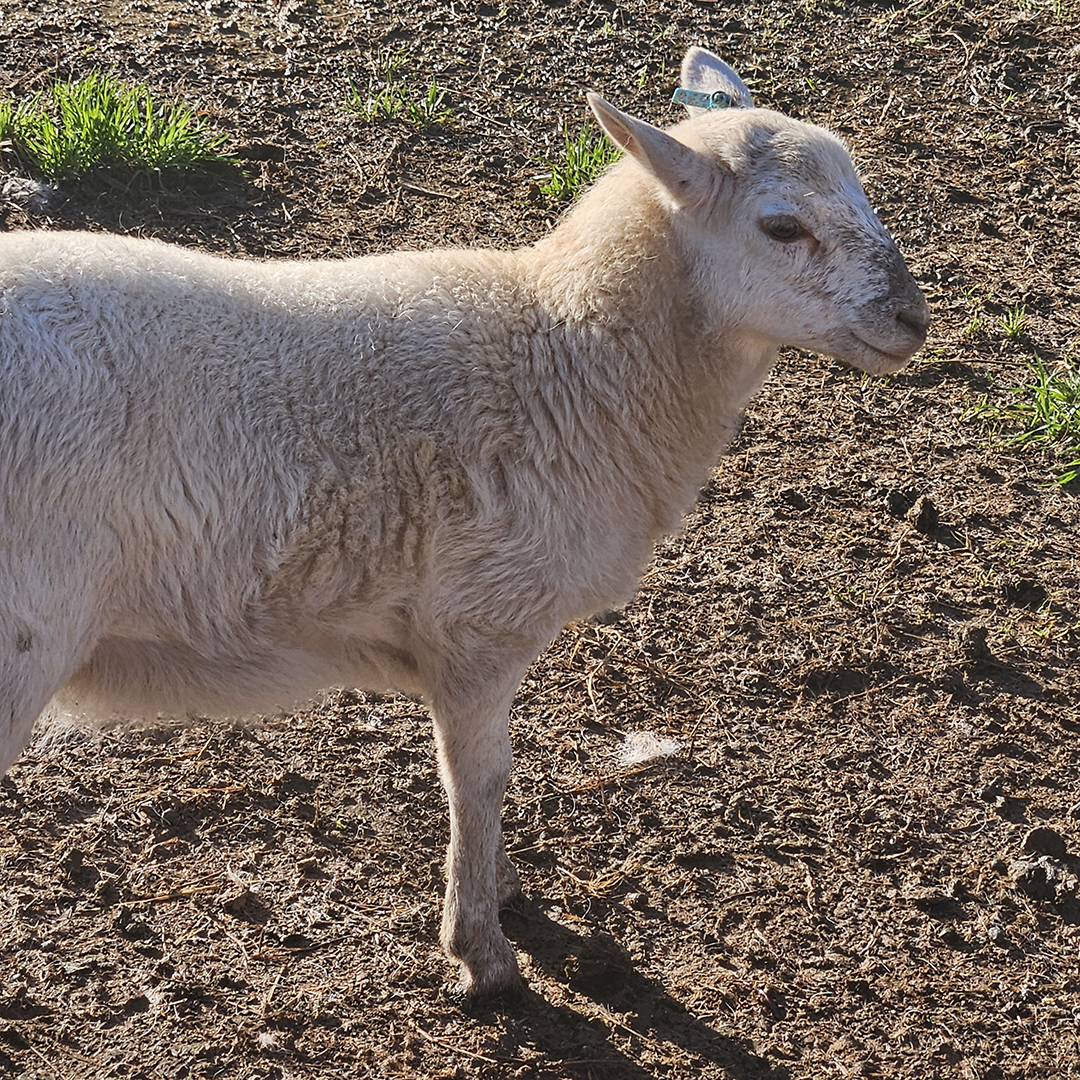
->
[519,168,777,537]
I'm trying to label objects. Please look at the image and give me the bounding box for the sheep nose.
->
[895,300,930,343]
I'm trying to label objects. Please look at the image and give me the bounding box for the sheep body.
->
[3,231,701,718]
[0,48,928,997]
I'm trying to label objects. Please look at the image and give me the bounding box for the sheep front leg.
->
[0,653,64,775]
[1,568,98,775]
[430,683,523,998]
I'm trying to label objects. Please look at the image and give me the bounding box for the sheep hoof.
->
[445,943,525,1005]
[443,968,526,1008]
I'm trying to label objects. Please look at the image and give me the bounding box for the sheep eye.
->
[762,216,804,241]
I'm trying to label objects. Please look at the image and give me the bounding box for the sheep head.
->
[587,48,929,376]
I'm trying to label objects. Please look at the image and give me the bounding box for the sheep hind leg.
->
[427,654,533,1000]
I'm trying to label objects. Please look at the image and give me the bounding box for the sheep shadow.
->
[468,897,789,1080]
[2,160,273,252]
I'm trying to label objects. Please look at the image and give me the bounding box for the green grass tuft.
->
[347,52,452,126]
[0,101,13,147]
[0,71,227,180]
[539,127,621,201]
[998,304,1028,340]
[984,356,1080,484]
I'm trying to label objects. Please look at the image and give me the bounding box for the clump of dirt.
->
[1,1,1078,1078]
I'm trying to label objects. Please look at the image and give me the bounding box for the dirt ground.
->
[1,0,1079,1077]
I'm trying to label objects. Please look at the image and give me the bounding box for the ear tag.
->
[671,87,737,110]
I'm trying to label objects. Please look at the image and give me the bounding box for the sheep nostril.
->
[896,305,930,340]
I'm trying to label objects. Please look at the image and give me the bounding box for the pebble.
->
[907,494,939,534]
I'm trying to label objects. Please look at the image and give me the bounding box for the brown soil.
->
[1,1,1079,1078]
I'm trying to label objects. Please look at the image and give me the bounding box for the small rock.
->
[1021,826,1068,859]
[907,494,939,533]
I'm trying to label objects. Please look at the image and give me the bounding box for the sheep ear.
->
[587,93,722,209]
[680,46,755,113]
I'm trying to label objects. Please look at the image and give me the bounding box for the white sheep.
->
[0,47,928,998]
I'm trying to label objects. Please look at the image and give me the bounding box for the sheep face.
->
[587,89,929,376]
[681,110,929,375]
